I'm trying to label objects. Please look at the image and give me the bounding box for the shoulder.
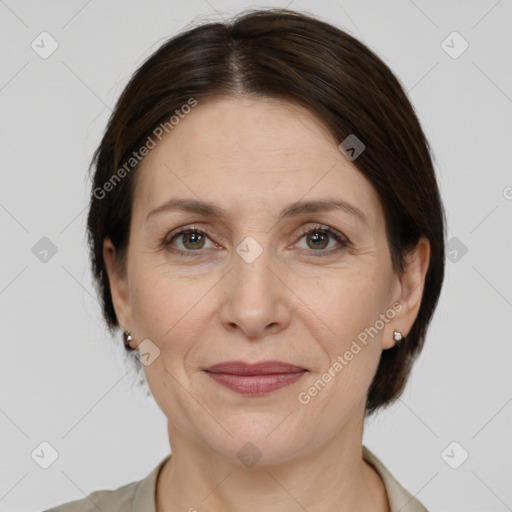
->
[43,455,171,512]
[362,445,429,512]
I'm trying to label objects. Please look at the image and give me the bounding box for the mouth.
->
[204,360,308,395]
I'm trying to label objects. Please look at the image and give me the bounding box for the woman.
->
[46,7,445,512]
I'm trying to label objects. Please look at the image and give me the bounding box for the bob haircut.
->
[86,8,446,416]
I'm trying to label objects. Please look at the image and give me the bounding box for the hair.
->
[86,8,446,416]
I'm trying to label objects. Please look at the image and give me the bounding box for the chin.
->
[202,414,317,467]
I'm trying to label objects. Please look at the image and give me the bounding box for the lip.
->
[205,360,306,375]
[204,360,307,395]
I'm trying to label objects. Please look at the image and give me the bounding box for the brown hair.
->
[87,8,446,415]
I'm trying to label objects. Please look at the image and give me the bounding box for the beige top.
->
[44,445,428,511]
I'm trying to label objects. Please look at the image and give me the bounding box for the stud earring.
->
[393,330,404,345]
[123,330,136,351]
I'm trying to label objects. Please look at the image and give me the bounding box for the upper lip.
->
[205,360,307,375]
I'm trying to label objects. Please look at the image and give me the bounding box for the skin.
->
[104,95,430,512]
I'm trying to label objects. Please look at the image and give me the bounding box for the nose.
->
[219,243,291,340]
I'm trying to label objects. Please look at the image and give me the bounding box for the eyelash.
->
[162,224,350,258]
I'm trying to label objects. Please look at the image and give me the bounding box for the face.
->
[105,95,427,464]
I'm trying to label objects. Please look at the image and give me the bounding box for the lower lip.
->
[205,371,307,395]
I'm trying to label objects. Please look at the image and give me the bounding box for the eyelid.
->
[295,223,349,245]
[163,224,216,244]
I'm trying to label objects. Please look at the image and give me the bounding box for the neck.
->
[156,407,389,512]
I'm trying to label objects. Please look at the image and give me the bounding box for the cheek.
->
[129,270,214,422]
[291,263,390,349]
[128,257,180,333]
[129,264,217,362]
[292,270,390,425]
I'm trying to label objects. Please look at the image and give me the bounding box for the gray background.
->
[1,0,511,511]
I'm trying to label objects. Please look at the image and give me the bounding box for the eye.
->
[164,226,219,256]
[295,224,349,255]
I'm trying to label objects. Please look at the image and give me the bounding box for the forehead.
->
[133,95,382,225]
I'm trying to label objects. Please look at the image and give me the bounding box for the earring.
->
[123,330,136,351]
[393,330,404,345]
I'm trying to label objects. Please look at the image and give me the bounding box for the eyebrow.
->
[146,198,368,226]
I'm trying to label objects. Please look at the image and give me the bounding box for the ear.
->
[103,237,133,332]
[382,236,431,350]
